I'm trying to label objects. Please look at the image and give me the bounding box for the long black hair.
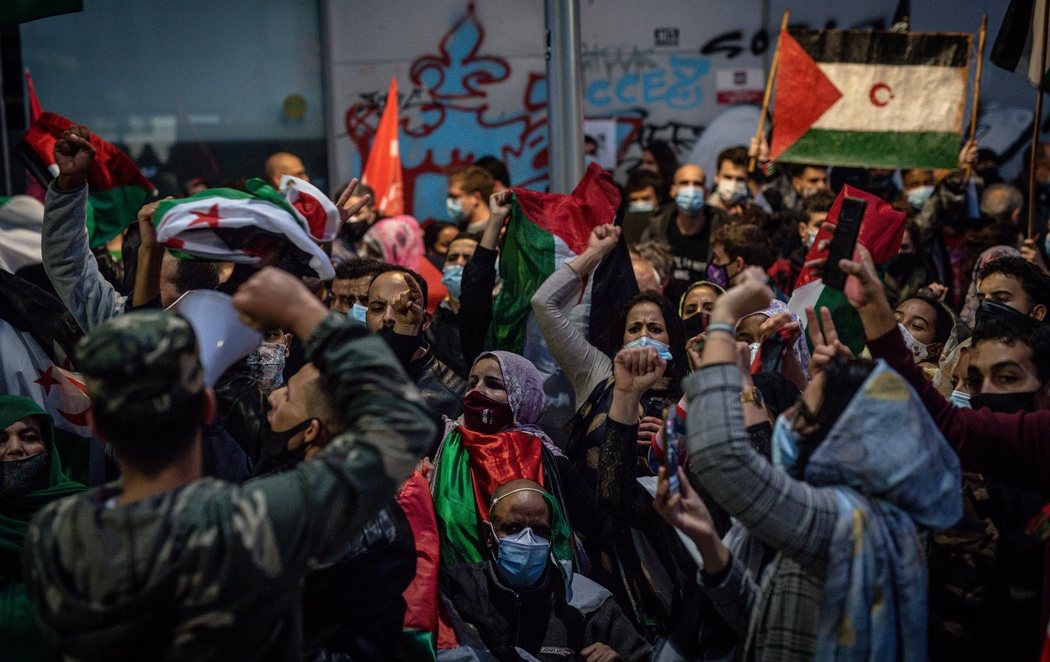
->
[601,290,690,390]
[796,357,875,473]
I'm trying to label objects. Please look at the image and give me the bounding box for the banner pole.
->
[964,15,987,181]
[749,9,790,173]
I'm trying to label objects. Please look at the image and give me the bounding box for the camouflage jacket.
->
[22,314,435,661]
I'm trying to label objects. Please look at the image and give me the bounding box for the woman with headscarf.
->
[665,269,960,660]
[363,215,448,313]
[0,396,85,661]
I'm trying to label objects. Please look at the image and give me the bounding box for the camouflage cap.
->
[74,310,204,419]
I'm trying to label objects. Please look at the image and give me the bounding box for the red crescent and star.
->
[869,82,894,107]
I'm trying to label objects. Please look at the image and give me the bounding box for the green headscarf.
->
[0,396,86,567]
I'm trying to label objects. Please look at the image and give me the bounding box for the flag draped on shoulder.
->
[771,28,970,169]
[991,0,1050,89]
[20,112,155,248]
[362,78,405,217]
[487,163,621,354]
[154,177,337,280]
[788,185,906,355]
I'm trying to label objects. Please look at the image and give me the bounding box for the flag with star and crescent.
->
[770,28,971,169]
[154,175,339,280]
[0,270,92,482]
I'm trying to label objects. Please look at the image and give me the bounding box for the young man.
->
[975,255,1050,321]
[447,165,495,236]
[622,169,665,244]
[707,146,750,216]
[441,479,652,661]
[366,265,466,421]
[22,268,434,660]
[426,234,478,377]
[328,257,386,319]
[767,190,835,295]
[762,162,827,214]
[708,223,776,291]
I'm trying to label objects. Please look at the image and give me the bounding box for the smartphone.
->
[664,409,680,495]
[821,196,866,291]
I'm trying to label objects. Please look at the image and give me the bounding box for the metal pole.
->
[0,49,10,196]
[545,0,584,194]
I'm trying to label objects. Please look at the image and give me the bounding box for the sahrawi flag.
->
[20,112,155,248]
[362,78,405,216]
[154,176,339,280]
[991,0,1050,89]
[771,28,970,169]
[488,162,626,355]
[788,184,906,355]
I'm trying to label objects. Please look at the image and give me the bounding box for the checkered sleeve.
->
[683,364,839,575]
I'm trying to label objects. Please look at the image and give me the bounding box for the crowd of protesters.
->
[3,107,1050,662]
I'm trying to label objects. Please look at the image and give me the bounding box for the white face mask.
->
[898,323,929,362]
[804,229,818,248]
[717,178,748,204]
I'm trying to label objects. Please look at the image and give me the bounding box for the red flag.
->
[362,78,405,216]
[24,68,41,122]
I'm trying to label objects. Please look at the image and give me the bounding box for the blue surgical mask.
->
[446,197,467,223]
[348,303,368,324]
[622,335,674,360]
[628,200,656,213]
[675,185,705,215]
[491,525,550,591]
[442,264,464,300]
[906,185,934,210]
[1043,232,1050,257]
[771,413,801,475]
[949,390,971,409]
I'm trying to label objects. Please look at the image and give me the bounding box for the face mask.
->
[463,390,515,434]
[0,452,50,497]
[628,200,656,213]
[446,197,467,223]
[259,416,317,459]
[949,390,971,408]
[340,219,369,243]
[682,311,710,339]
[442,264,464,300]
[771,414,801,476]
[906,185,935,210]
[898,323,929,362]
[749,342,761,365]
[886,252,917,278]
[975,298,1027,330]
[622,335,674,360]
[804,229,818,248]
[675,186,705,215]
[706,262,730,289]
[970,391,1038,413]
[717,178,748,205]
[247,342,287,396]
[491,525,551,591]
[348,303,368,324]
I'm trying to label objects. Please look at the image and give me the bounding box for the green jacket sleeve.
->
[230,313,435,580]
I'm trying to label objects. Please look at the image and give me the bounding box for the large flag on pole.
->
[20,112,156,248]
[990,0,1050,89]
[788,185,906,355]
[770,29,970,169]
[362,78,405,217]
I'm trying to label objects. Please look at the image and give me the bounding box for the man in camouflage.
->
[21,267,435,660]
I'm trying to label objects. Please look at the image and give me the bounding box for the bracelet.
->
[706,322,737,336]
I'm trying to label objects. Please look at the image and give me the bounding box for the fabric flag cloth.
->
[770,28,970,169]
[154,177,337,280]
[487,162,622,354]
[0,270,92,483]
[0,195,45,274]
[362,78,405,217]
[991,0,1050,89]
[20,112,155,248]
[396,471,441,662]
[788,184,906,355]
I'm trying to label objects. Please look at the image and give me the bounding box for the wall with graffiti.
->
[323,0,984,222]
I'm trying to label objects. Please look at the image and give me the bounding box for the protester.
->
[0,396,85,661]
[21,268,435,660]
[767,190,834,295]
[330,181,377,265]
[364,214,448,312]
[622,169,665,243]
[328,256,386,319]
[706,146,751,216]
[427,233,478,377]
[637,140,679,202]
[894,293,955,369]
[447,166,494,236]
[708,222,776,292]
[974,254,1050,321]
[473,155,511,194]
[263,151,308,188]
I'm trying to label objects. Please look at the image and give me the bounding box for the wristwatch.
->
[740,387,764,407]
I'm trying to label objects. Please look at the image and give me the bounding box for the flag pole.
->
[964,15,987,181]
[1028,0,1050,238]
[749,9,790,173]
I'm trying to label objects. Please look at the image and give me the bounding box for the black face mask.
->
[970,391,1038,413]
[259,413,318,459]
[974,298,1029,331]
[339,220,369,244]
[0,452,50,497]
[885,252,917,279]
[682,311,710,339]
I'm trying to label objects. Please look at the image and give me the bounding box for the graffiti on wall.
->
[338,3,897,221]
